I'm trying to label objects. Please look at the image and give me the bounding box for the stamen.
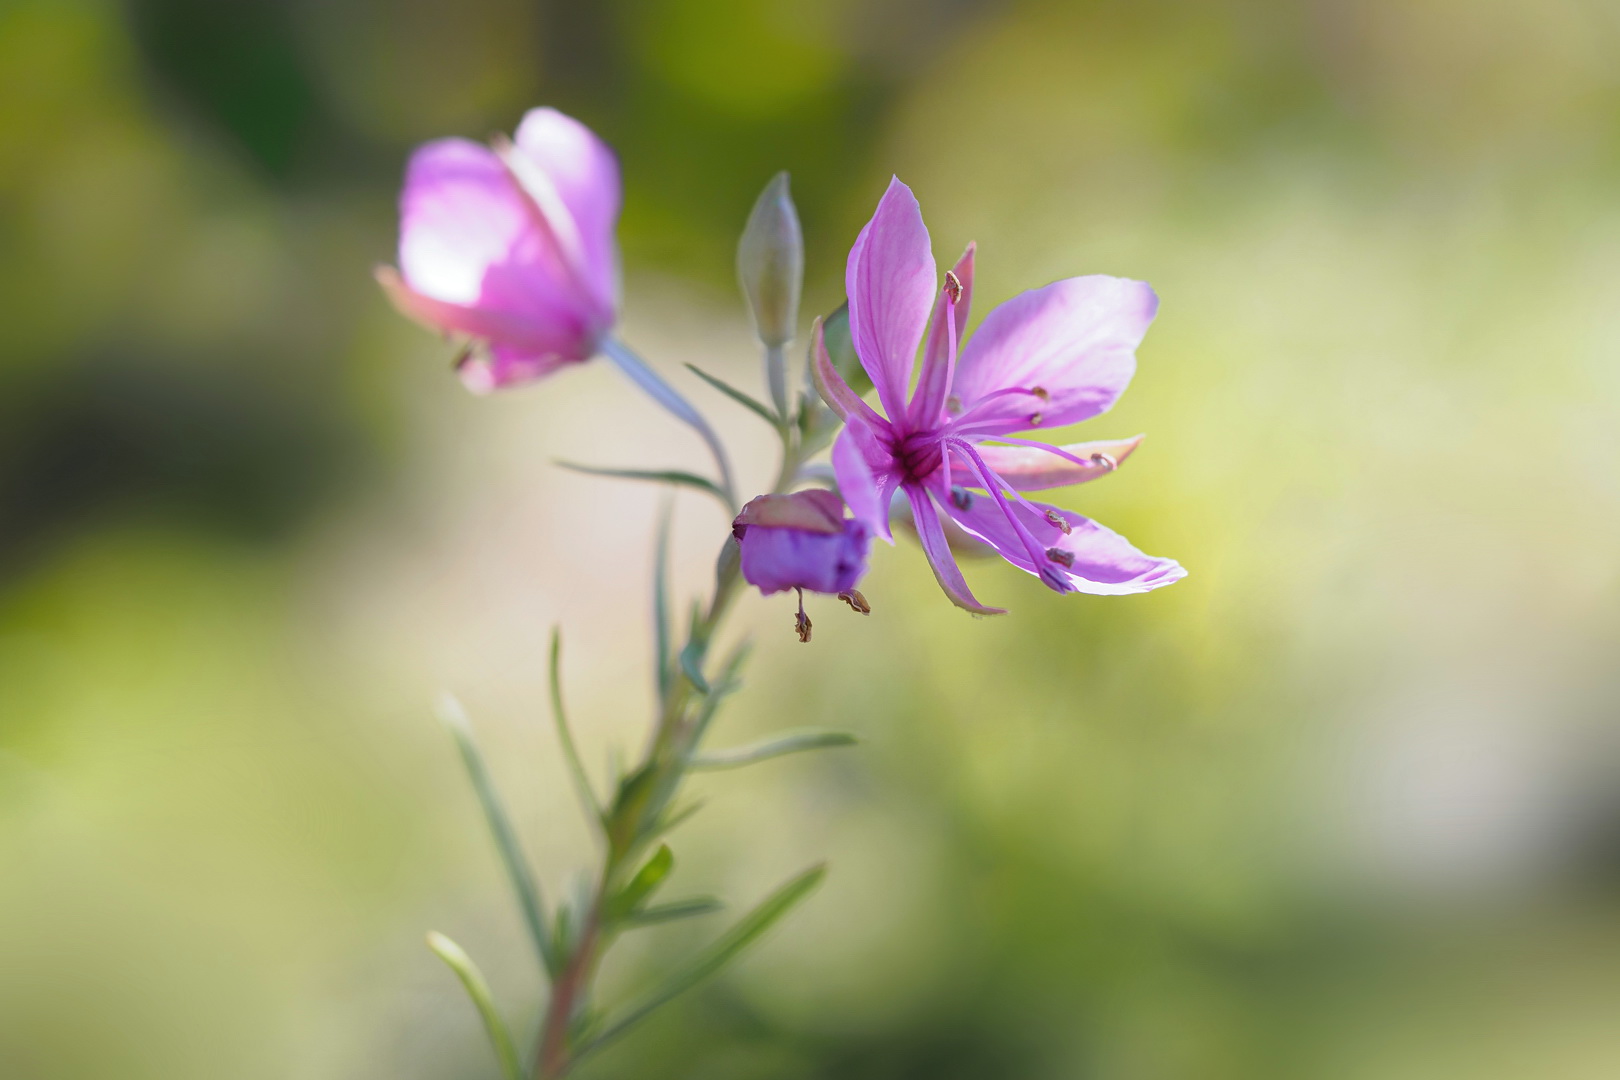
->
[950,485,974,510]
[1044,509,1072,534]
[838,590,871,615]
[1028,412,1043,427]
[451,342,475,372]
[1029,386,1049,401]
[795,588,812,643]
[1089,452,1117,472]
[1046,547,1075,568]
[946,395,963,414]
[943,271,963,304]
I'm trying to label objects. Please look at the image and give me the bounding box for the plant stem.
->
[531,398,810,1079]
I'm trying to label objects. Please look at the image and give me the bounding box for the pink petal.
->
[832,417,893,542]
[949,435,1144,491]
[375,266,575,354]
[396,137,592,352]
[846,177,937,421]
[512,108,622,317]
[906,488,1005,615]
[811,317,886,428]
[950,276,1158,436]
[945,493,1185,595]
[457,344,578,394]
[910,243,975,428]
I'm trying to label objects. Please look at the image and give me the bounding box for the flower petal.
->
[906,488,1005,615]
[456,344,578,394]
[396,137,591,350]
[949,435,1144,491]
[951,276,1158,435]
[832,418,893,543]
[811,317,886,428]
[512,108,622,316]
[910,243,975,429]
[945,493,1185,595]
[846,177,936,421]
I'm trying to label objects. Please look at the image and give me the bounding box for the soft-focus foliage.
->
[4,1,1620,1078]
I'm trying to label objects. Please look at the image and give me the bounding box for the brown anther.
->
[946,395,963,414]
[950,485,974,510]
[795,588,812,643]
[1045,547,1075,568]
[1029,385,1049,401]
[1044,508,1072,534]
[838,589,871,615]
[943,270,963,304]
[451,342,475,371]
[1089,452,1117,472]
[1028,412,1044,427]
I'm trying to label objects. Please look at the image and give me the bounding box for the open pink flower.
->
[375,108,620,393]
[814,178,1185,614]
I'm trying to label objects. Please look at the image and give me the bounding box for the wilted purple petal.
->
[733,491,871,596]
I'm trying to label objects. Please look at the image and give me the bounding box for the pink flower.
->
[375,108,620,393]
[814,178,1185,614]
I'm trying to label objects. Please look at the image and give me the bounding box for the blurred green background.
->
[5,0,1620,1076]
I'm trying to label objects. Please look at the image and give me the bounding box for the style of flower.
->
[733,490,873,641]
[375,108,621,393]
[813,178,1185,614]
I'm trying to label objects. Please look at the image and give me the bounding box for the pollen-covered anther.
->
[1028,412,1043,427]
[1044,509,1072,534]
[946,395,963,414]
[950,485,974,510]
[1045,547,1075,568]
[943,270,963,304]
[1029,386,1049,401]
[1089,452,1117,472]
[837,589,871,615]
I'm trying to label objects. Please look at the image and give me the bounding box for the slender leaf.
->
[678,640,710,695]
[639,798,705,847]
[652,502,674,701]
[690,729,857,771]
[602,339,737,509]
[556,461,731,511]
[578,865,827,1059]
[623,897,724,928]
[685,363,781,428]
[426,932,523,1080]
[612,844,675,919]
[686,639,753,750]
[437,695,559,977]
[548,630,603,828]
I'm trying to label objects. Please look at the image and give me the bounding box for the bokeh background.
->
[5,0,1620,1076]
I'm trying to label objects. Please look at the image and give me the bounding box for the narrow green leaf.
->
[425,932,523,1080]
[437,695,559,977]
[556,461,732,511]
[611,844,675,920]
[690,729,857,771]
[578,865,827,1060]
[640,799,705,846]
[686,639,753,751]
[678,640,710,695]
[623,897,724,928]
[652,501,674,702]
[686,363,781,427]
[548,630,603,828]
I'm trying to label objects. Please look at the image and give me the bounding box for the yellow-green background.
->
[4,0,1620,1077]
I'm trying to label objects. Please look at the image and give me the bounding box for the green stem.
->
[532,408,810,1080]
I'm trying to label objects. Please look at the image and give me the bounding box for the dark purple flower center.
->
[889,430,944,487]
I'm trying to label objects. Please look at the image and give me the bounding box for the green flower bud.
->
[737,172,803,349]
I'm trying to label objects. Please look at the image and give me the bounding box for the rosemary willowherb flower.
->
[376,108,621,393]
[733,489,872,640]
[815,177,1185,613]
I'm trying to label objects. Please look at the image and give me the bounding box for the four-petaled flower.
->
[376,108,621,393]
[814,178,1185,614]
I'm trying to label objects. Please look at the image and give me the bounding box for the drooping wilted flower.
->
[814,177,1185,613]
[375,108,620,393]
[732,490,871,597]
